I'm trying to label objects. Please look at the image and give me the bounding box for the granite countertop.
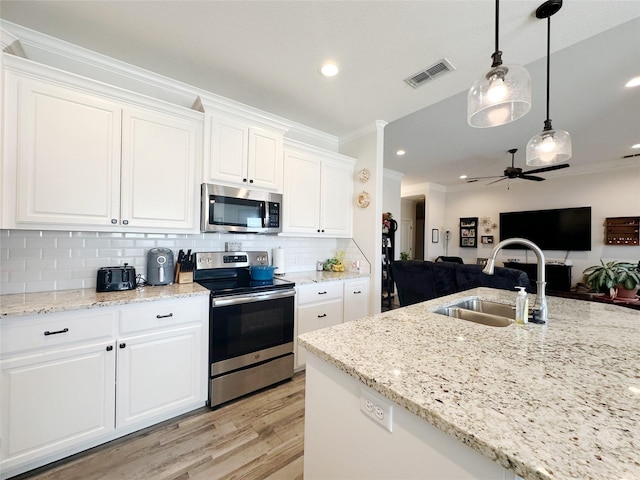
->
[282,270,369,286]
[299,287,640,480]
[0,283,210,318]
[0,271,368,318]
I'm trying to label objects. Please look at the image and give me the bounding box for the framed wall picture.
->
[481,235,494,245]
[459,217,478,248]
[431,229,439,243]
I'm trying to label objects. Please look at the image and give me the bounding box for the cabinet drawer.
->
[1,310,116,356]
[344,279,369,297]
[119,298,204,334]
[298,300,343,334]
[297,281,343,305]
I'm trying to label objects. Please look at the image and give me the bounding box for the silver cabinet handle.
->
[111,219,117,224]
[122,220,129,225]
[156,313,173,319]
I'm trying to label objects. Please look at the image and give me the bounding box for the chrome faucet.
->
[482,237,547,322]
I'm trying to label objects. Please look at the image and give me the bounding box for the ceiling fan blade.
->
[466,175,505,182]
[487,177,507,185]
[523,163,570,175]
[519,175,545,181]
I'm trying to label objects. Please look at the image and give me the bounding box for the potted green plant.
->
[582,260,640,298]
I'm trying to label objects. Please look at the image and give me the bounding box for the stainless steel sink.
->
[434,299,514,327]
[448,299,515,319]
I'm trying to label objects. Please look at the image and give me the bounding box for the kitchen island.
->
[299,287,640,480]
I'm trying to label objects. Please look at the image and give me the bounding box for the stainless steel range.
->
[194,251,295,408]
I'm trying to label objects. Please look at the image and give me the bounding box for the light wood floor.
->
[19,372,305,480]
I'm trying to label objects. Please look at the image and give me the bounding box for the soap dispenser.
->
[515,287,529,324]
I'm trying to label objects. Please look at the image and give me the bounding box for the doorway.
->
[401,195,425,260]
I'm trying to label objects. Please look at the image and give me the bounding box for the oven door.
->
[210,289,295,376]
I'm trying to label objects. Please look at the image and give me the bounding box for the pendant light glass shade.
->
[526,0,571,166]
[467,64,531,128]
[526,126,571,166]
[467,0,531,128]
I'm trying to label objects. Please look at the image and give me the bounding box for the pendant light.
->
[467,0,531,128]
[526,0,571,166]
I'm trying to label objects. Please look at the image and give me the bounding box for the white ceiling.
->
[2,1,639,187]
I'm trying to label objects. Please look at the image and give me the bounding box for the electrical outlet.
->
[225,241,241,252]
[360,388,393,432]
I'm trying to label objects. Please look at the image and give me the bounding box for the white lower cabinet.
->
[116,324,202,428]
[295,281,344,369]
[0,296,207,479]
[343,278,371,322]
[0,341,116,473]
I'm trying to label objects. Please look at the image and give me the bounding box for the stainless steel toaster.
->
[96,264,137,292]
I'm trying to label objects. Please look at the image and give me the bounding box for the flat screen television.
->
[499,206,592,251]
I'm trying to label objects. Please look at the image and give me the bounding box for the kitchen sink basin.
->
[447,299,515,319]
[434,299,515,327]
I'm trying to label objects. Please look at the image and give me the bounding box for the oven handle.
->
[212,289,295,307]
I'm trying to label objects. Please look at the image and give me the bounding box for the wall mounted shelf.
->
[605,217,639,246]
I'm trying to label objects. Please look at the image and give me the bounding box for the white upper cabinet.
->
[2,56,202,233]
[205,112,285,192]
[11,75,122,227]
[120,107,199,230]
[197,98,288,192]
[283,140,355,237]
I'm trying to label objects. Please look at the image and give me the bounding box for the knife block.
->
[177,271,193,284]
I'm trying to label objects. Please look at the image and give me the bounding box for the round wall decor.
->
[356,191,371,208]
[358,168,371,183]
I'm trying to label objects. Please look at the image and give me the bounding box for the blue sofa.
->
[390,260,530,307]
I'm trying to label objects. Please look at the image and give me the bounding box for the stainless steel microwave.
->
[201,184,282,234]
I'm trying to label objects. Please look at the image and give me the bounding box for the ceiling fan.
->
[466,148,569,185]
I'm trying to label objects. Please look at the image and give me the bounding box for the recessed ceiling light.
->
[320,63,339,77]
[396,149,406,156]
[632,144,640,149]
[625,76,640,88]
[459,175,468,179]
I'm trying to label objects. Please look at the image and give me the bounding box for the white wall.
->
[401,183,448,261]
[444,165,640,286]
[340,121,386,315]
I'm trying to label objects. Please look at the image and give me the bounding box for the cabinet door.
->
[283,150,321,234]
[296,299,343,368]
[247,127,283,191]
[207,114,249,186]
[120,107,200,230]
[0,342,116,470]
[115,325,203,429]
[320,160,353,237]
[344,278,370,322]
[10,74,122,227]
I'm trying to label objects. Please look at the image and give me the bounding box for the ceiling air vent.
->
[404,58,455,89]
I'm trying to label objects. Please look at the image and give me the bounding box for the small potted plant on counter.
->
[583,260,640,299]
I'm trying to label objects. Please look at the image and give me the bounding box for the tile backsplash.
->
[0,230,370,295]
